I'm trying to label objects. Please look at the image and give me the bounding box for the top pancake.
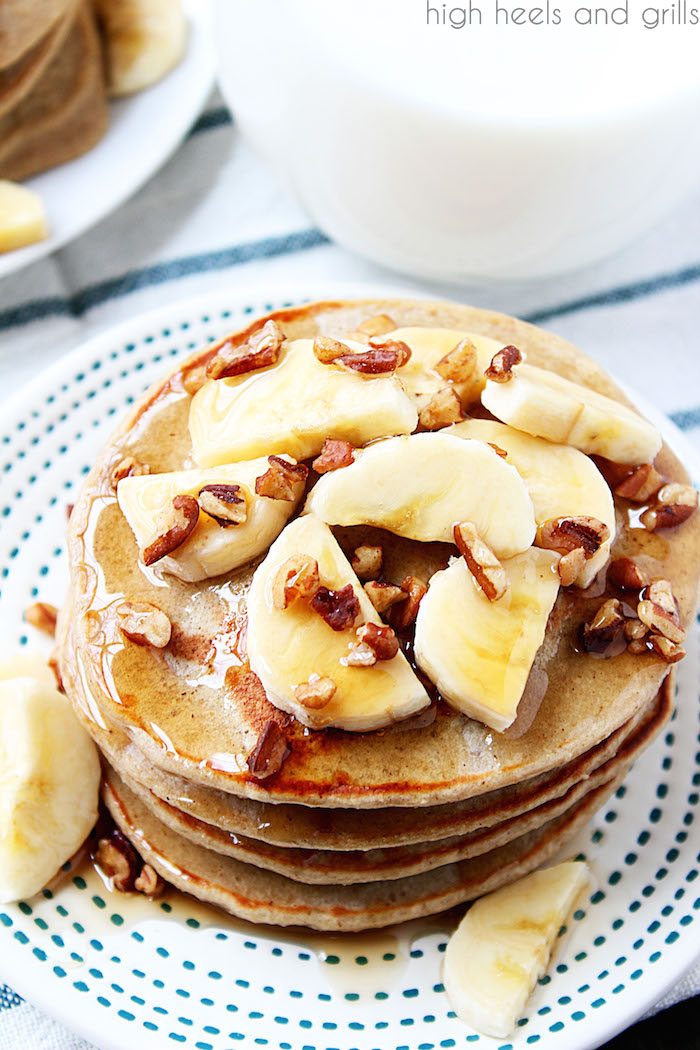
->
[59,298,700,808]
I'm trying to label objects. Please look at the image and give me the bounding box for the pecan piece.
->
[581,598,624,653]
[454,522,508,602]
[557,548,587,587]
[641,483,698,531]
[390,575,428,629]
[110,455,149,490]
[484,345,523,383]
[419,387,464,431]
[357,622,399,661]
[356,314,397,337]
[624,617,648,642]
[648,634,686,663]
[24,601,58,637]
[638,579,685,644]
[536,516,609,558]
[207,320,284,380]
[488,443,508,459]
[95,831,139,892]
[435,338,478,385]
[364,580,406,614]
[271,555,320,610]
[117,601,172,648]
[337,346,406,375]
[198,483,247,527]
[48,649,64,692]
[607,557,647,592]
[341,642,377,667]
[134,863,165,898]
[182,364,208,396]
[614,463,664,503]
[255,456,308,502]
[351,545,383,581]
[367,336,412,366]
[247,719,290,780]
[293,674,337,710]
[627,637,650,655]
[143,494,199,566]
[311,584,361,631]
[313,336,351,363]
[312,438,356,474]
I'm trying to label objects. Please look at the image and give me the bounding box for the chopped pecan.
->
[338,344,410,375]
[95,831,139,892]
[198,484,247,527]
[581,598,624,653]
[624,617,648,642]
[24,601,58,637]
[390,575,428,629]
[134,863,165,898]
[356,314,397,337]
[117,601,172,649]
[311,584,361,631]
[454,522,508,602]
[255,456,308,502]
[351,544,383,581]
[638,579,685,644]
[364,580,406,614]
[488,443,508,459]
[357,622,399,661]
[293,675,337,710]
[557,548,587,587]
[627,637,650,655]
[313,335,351,364]
[536,516,609,558]
[367,336,412,365]
[419,387,464,431]
[484,345,523,383]
[648,634,686,663]
[312,439,356,474]
[271,555,320,610]
[143,494,199,566]
[182,363,208,396]
[247,720,290,779]
[110,455,149,490]
[435,338,478,385]
[607,557,647,592]
[641,483,698,531]
[206,320,284,380]
[341,642,377,668]
[614,463,664,503]
[48,649,64,692]
[65,503,74,521]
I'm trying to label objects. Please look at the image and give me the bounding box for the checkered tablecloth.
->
[0,91,699,1049]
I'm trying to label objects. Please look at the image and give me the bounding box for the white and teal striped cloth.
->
[0,92,699,1049]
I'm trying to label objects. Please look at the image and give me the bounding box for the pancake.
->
[103,768,624,931]
[0,0,73,71]
[0,2,108,182]
[110,680,668,883]
[60,299,700,810]
[0,2,76,120]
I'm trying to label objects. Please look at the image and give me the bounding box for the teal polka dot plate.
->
[0,286,699,1050]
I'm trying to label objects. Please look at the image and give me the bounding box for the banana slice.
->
[414,548,560,731]
[118,459,300,582]
[0,651,56,689]
[0,676,100,903]
[482,362,661,465]
[189,338,418,467]
[247,514,430,731]
[95,0,187,97]
[383,326,504,404]
[0,181,48,254]
[450,419,615,586]
[444,861,590,1038]
[307,433,536,558]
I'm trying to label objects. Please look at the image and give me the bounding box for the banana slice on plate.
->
[0,181,48,254]
[450,418,615,586]
[444,861,590,1038]
[190,338,418,467]
[482,362,661,465]
[307,432,536,558]
[118,458,300,582]
[0,675,100,903]
[247,514,430,732]
[383,326,504,405]
[0,651,56,688]
[95,0,187,97]
[414,548,560,732]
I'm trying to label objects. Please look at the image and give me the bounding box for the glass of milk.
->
[215,0,700,282]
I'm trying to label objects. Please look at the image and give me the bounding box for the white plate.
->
[0,0,215,279]
[0,284,698,1050]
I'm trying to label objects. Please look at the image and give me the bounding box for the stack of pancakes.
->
[58,299,700,932]
[0,0,107,181]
